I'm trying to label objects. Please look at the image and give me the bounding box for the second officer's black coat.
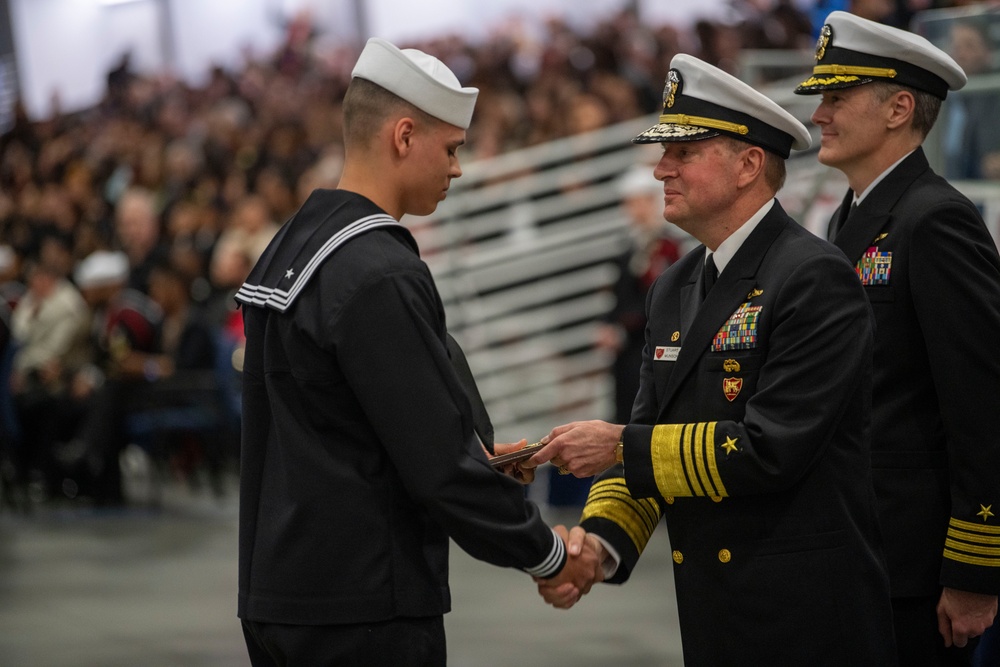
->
[829,147,1000,598]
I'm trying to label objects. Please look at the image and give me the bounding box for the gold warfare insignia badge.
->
[664,69,680,109]
[671,331,680,342]
[723,359,741,373]
[815,24,832,61]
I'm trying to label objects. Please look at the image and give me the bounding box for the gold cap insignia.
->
[723,359,741,373]
[664,70,680,109]
[815,24,832,62]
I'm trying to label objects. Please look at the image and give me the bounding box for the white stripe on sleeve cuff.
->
[523,528,566,578]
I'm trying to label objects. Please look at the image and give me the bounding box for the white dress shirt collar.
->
[705,198,776,275]
[855,150,914,205]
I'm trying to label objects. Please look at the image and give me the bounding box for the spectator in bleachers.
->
[71,250,161,505]
[115,187,168,294]
[9,258,89,500]
[139,257,223,490]
[943,18,1000,180]
[597,166,683,426]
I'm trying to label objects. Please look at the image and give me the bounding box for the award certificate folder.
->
[489,442,544,469]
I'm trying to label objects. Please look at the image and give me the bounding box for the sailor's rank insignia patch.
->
[712,302,761,351]
[723,377,743,402]
[857,247,892,286]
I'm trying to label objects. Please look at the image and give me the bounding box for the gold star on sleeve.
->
[721,436,739,455]
[978,504,995,522]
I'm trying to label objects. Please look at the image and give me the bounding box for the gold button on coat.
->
[672,550,684,564]
[718,549,732,563]
[665,496,675,504]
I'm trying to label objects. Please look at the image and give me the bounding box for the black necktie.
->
[831,199,858,241]
[702,254,718,300]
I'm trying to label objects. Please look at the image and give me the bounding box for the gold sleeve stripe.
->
[693,422,711,497]
[942,549,1000,567]
[650,422,729,498]
[682,423,702,496]
[582,479,662,553]
[950,517,1000,535]
[949,526,1000,546]
[585,478,661,527]
[652,424,688,497]
[587,480,661,529]
[704,421,727,497]
[944,538,1000,558]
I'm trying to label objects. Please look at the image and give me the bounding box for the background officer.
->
[795,12,1000,665]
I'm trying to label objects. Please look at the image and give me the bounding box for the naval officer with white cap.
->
[236,38,600,666]
[528,54,896,665]
[795,11,1000,665]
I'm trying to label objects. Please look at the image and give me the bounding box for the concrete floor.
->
[0,467,684,666]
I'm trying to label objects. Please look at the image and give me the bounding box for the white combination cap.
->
[633,54,811,158]
[795,11,966,99]
[351,37,479,129]
[75,250,129,289]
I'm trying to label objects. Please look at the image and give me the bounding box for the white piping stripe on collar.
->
[235,213,403,312]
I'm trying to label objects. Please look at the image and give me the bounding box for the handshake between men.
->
[491,421,624,609]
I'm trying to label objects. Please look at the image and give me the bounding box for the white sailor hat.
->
[0,245,14,273]
[633,54,811,159]
[74,250,129,289]
[351,37,479,129]
[795,11,966,99]
[618,164,661,197]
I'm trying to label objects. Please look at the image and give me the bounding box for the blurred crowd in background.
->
[0,0,993,510]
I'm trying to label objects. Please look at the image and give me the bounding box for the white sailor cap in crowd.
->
[618,164,661,198]
[351,37,479,129]
[74,250,129,289]
[795,11,966,99]
[633,54,811,159]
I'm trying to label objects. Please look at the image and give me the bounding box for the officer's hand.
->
[936,587,997,648]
